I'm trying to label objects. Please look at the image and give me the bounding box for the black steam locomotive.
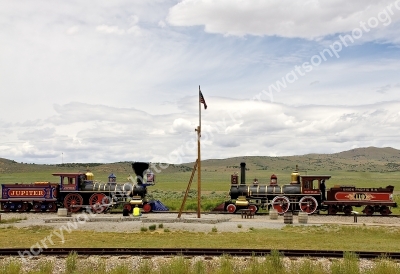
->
[224,162,397,215]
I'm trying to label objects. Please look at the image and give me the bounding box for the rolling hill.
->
[1,146,400,189]
[1,146,400,175]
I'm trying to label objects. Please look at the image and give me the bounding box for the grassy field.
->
[1,224,400,251]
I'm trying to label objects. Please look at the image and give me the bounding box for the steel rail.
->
[2,248,400,259]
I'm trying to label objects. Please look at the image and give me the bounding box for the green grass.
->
[2,251,400,274]
[0,217,27,224]
[1,225,400,252]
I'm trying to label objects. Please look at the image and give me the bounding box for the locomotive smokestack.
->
[240,162,246,184]
[131,162,150,184]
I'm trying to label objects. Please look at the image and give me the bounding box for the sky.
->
[1,0,400,165]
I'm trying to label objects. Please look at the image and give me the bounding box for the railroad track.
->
[1,247,400,259]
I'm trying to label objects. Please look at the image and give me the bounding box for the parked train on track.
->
[0,162,168,213]
[224,162,397,215]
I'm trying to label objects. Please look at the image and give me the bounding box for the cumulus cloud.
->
[167,0,400,42]
[1,98,400,164]
[96,25,126,35]
[1,0,400,164]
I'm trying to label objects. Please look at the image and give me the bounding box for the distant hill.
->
[1,146,400,175]
[186,146,400,173]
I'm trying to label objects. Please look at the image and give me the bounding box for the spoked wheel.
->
[64,193,83,213]
[123,204,132,213]
[89,193,110,214]
[142,203,152,213]
[271,196,290,214]
[362,205,374,216]
[248,204,258,213]
[343,205,353,216]
[47,202,58,212]
[328,205,338,215]
[226,204,237,213]
[379,206,392,216]
[16,203,27,212]
[2,203,11,212]
[299,196,318,214]
[33,202,42,212]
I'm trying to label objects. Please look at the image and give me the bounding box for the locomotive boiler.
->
[225,162,397,215]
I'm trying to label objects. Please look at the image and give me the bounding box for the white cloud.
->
[1,0,400,164]
[96,25,126,35]
[1,97,400,164]
[67,25,79,35]
[127,25,142,36]
[167,0,400,42]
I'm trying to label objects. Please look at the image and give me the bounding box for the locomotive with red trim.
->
[224,162,397,215]
[0,162,168,213]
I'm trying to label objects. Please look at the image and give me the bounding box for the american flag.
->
[200,90,207,109]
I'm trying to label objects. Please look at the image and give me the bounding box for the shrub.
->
[66,252,78,273]
[0,259,21,274]
[140,227,148,232]
[149,224,157,231]
[330,252,359,274]
[109,263,130,274]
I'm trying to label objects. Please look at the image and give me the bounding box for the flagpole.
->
[197,85,201,218]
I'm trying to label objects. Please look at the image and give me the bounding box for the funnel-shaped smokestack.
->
[240,162,246,184]
[131,162,150,184]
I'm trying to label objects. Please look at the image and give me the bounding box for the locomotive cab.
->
[52,172,86,191]
[300,175,331,195]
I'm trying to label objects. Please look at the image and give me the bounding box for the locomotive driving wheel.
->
[89,193,110,214]
[271,196,290,214]
[64,193,83,213]
[299,196,318,214]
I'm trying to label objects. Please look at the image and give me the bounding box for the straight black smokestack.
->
[131,162,150,184]
[240,162,246,184]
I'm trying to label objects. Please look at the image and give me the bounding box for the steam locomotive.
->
[225,162,397,215]
[0,162,168,213]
